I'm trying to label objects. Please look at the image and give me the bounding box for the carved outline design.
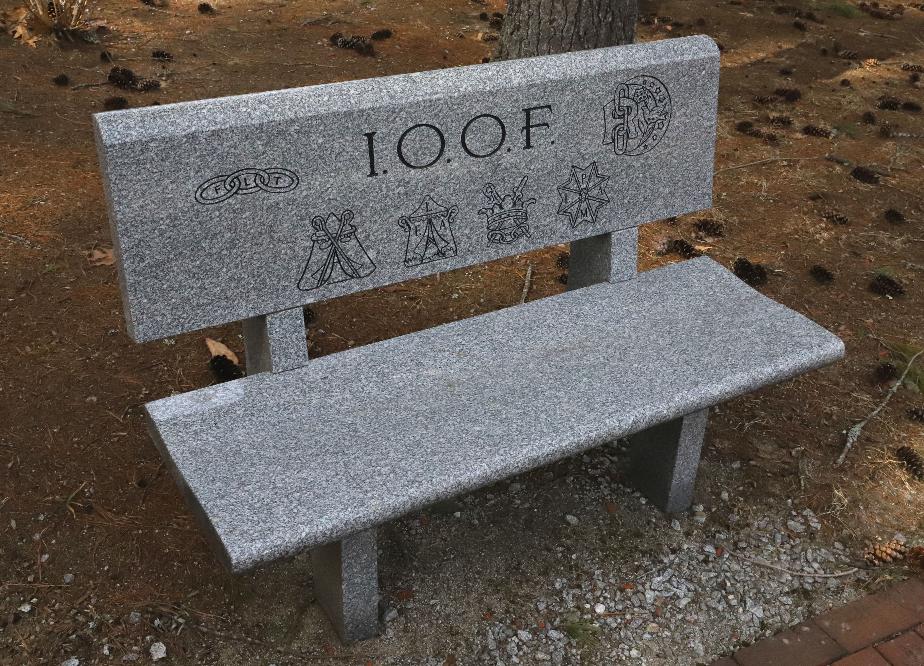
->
[603,75,672,156]
[478,175,536,245]
[557,161,611,228]
[399,195,459,267]
[297,209,376,291]
[195,168,299,205]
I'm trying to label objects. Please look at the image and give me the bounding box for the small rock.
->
[564,514,579,526]
[786,519,806,533]
[594,603,606,614]
[720,490,730,502]
[128,611,142,624]
[18,603,32,613]
[61,659,79,666]
[547,629,565,641]
[670,519,681,531]
[517,629,532,641]
[629,648,641,658]
[149,642,166,661]
[384,608,399,623]
[63,573,75,584]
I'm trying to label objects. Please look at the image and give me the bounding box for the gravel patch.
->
[365,441,877,665]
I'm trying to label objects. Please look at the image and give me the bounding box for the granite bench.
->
[93,35,844,642]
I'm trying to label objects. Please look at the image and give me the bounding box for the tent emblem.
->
[478,175,536,245]
[297,209,376,291]
[399,195,459,268]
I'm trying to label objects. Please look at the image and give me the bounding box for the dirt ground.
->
[1,0,922,663]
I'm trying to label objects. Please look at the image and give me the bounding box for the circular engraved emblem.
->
[603,75,672,156]
[194,167,299,205]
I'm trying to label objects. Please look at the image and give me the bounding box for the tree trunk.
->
[496,0,638,60]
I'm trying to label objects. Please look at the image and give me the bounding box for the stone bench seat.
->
[146,257,843,573]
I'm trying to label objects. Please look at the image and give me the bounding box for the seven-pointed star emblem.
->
[556,162,610,228]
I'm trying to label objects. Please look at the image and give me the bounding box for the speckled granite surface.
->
[94,36,719,342]
[145,257,843,572]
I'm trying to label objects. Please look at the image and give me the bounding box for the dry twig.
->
[520,263,533,304]
[837,349,924,466]
[714,155,826,174]
[731,552,859,578]
[27,0,89,31]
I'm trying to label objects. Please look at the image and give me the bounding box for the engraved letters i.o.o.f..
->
[399,195,458,267]
[297,209,376,291]
[195,167,299,205]
[603,75,672,156]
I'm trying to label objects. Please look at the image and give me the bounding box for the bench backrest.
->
[94,35,719,343]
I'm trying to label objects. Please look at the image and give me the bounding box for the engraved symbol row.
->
[297,161,610,292]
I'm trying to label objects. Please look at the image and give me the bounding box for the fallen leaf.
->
[11,21,38,47]
[0,6,28,29]
[6,7,39,47]
[85,247,115,266]
[205,338,239,365]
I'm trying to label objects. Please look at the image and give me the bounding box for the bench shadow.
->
[222,440,715,656]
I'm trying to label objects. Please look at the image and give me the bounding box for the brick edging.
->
[712,576,924,665]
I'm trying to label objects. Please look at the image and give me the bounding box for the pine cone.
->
[896,446,924,481]
[908,407,924,423]
[864,539,907,565]
[134,78,161,92]
[907,546,924,570]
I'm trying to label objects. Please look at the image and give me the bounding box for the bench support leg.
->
[567,227,638,289]
[311,530,379,642]
[242,306,310,374]
[627,409,709,513]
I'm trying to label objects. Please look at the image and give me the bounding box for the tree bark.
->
[496,0,638,60]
